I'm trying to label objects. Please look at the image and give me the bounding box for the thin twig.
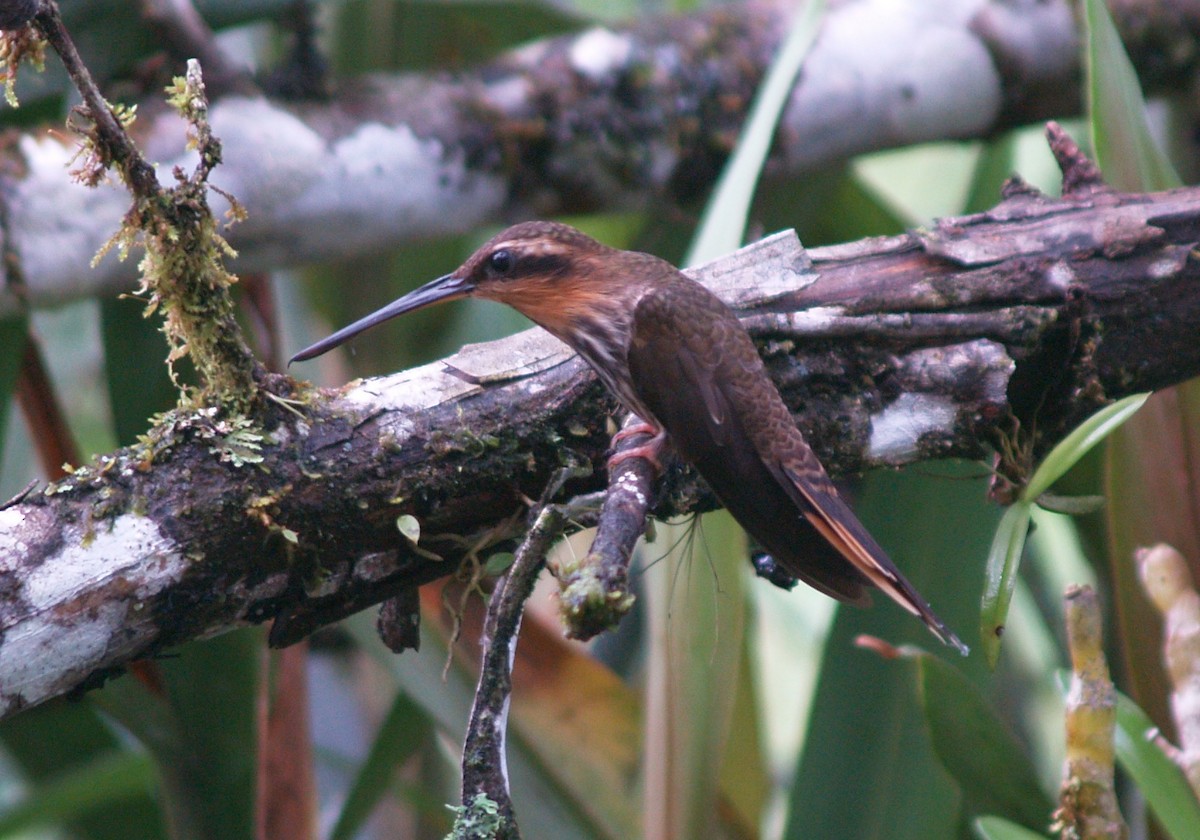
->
[33,1,159,199]
[457,503,568,839]
[0,478,38,511]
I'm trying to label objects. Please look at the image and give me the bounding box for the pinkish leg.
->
[608,427,668,472]
[611,420,659,445]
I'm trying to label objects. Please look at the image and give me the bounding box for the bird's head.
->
[290,221,642,364]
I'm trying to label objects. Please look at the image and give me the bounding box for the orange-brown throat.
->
[481,266,634,341]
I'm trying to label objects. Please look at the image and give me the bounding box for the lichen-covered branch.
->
[1,0,1199,312]
[1054,585,1128,840]
[1137,543,1200,796]
[3,163,1200,719]
[16,5,262,411]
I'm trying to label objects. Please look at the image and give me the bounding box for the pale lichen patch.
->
[690,230,816,307]
[0,514,188,716]
[447,328,572,383]
[779,306,844,332]
[1046,260,1075,291]
[24,514,183,609]
[0,602,134,716]
[614,472,647,507]
[569,28,633,80]
[868,392,957,461]
[0,507,28,558]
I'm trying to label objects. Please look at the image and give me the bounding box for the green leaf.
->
[1033,494,1106,516]
[753,166,908,246]
[483,551,515,575]
[99,298,178,445]
[642,513,748,839]
[980,394,1149,667]
[0,316,26,461]
[979,502,1032,668]
[811,171,908,241]
[785,464,997,840]
[718,635,770,833]
[330,691,433,840]
[853,142,980,225]
[1026,507,1098,627]
[1083,0,1181,191]
[686,0,826,265]
[157,631,260,840]
[973,815,1052,840]
[93,630,262,840]
[1114,692,1200,839]
[396,513,421,543]
[0,751,155,838]
[916,654,1052,830]
[963,133,1020,214]
[0,700,166,840]
[1023,393,1150,502]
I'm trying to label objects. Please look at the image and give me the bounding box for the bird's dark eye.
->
[488,249,513,274]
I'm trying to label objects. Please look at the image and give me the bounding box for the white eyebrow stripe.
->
[491,239,572,258]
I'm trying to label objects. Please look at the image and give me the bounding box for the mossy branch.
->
[6,2,261,413]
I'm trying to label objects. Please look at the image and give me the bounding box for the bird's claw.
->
[607,424,667,473]
[611,420,659,445]
[752,552,798,591]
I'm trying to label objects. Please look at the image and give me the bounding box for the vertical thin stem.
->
[456,504,567,840]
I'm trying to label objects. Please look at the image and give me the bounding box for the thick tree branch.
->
[2,169,1200,718]
[2,0,1199,312]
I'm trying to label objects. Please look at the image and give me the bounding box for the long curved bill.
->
[289,273,473,364]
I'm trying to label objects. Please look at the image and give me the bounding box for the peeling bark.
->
[3,172,1200,717]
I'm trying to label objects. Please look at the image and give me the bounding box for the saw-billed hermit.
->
[292,222,967,655]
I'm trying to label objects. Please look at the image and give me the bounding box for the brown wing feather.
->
[777,465,918,613]
[627,284,872,604]
[773,464,967,653]
[626,281,967,653]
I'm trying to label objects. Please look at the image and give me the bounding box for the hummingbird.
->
[292,221,967,654]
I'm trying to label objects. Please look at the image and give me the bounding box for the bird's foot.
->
[751,552,798,591]
[611,420,659,446]
[607,424,667,472]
